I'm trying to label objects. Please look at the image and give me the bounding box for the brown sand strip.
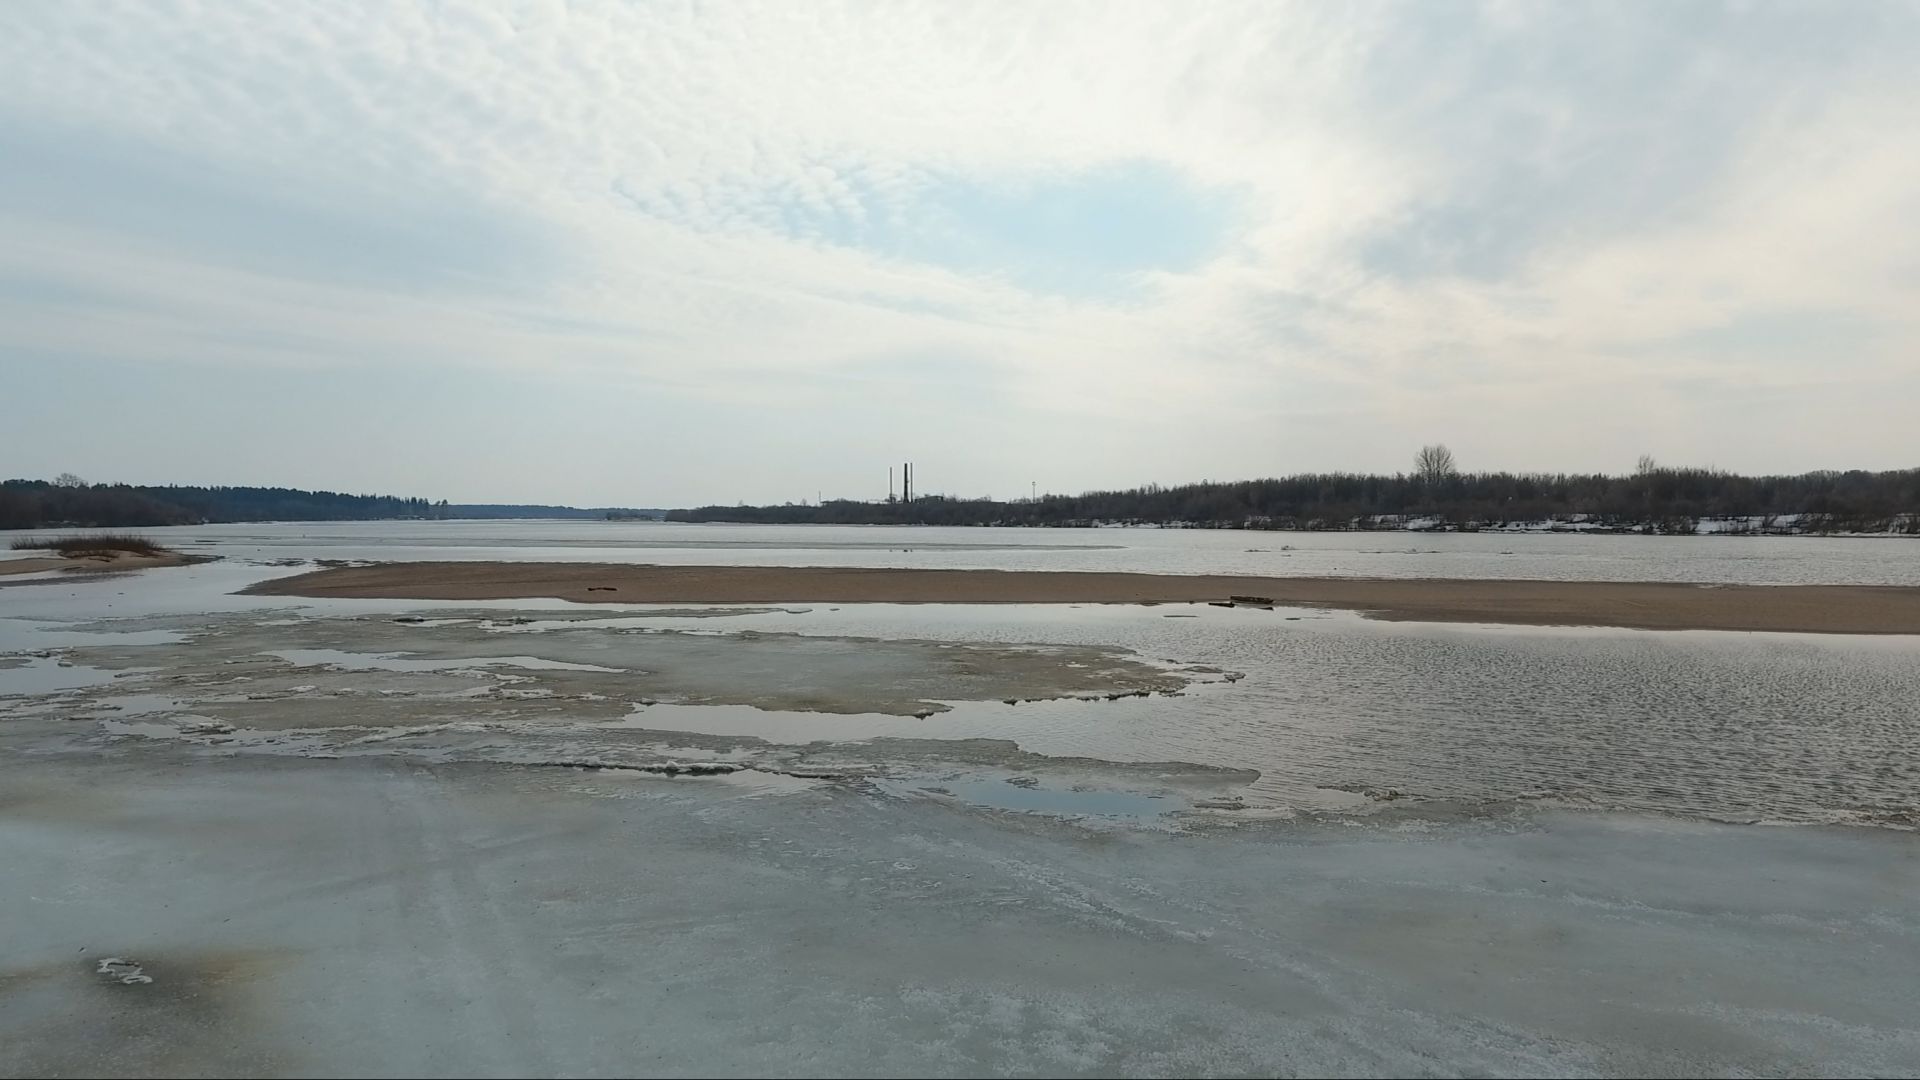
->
[242,562,1920,635]
[0,551,195,578]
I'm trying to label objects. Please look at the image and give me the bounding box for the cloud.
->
[0,117,555,295]
[1,1,1916,502]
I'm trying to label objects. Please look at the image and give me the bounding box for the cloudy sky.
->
[4,1,1916,506]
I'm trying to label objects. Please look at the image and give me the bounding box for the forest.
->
[0,478,671,529]
[0,478,447,529]
[668,464,1920,534]
[13,465,1915,534]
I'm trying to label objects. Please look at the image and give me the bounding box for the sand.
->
[245,561,1920,634]
[0,549,195,577]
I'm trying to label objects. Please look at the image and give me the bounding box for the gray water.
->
[497,601,1920,827]
[7,518,1920,584]
[3,522,1917,827]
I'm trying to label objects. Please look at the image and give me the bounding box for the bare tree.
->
[53,472,87,488]
[1414,444,1457,487]
[1635,454,1659,476]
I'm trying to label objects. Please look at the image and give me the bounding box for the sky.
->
[3,1,1918,507]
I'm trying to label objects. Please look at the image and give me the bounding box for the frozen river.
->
[2,522,1918,1076]
[8,517,1920,584]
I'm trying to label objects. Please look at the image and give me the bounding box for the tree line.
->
[668,462,1920,534]
[0,477,670,529]
[0,478,447,529]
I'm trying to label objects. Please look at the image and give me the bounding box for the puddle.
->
[269,649,625,673]
[100,718,196,740]
[0,656,122,697]
[685,768,822,797]
[873,773,1187,823]
[943,778,1181,819]
[555,763,824,799]
[601,702,937,743]
[473,609,792,629]
[0,617,185,652]
[92,694,185,716]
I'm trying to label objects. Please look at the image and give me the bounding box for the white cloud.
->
[2,1,1916,501]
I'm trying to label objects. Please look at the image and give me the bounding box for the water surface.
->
[3,522,1916,828]
[11,519,1919,584]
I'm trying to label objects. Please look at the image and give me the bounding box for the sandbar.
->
[244,562,1920,634]
[0,549,196,577]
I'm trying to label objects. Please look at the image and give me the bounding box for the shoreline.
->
[243,561,1920,634]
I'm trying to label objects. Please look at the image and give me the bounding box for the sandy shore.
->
[0,549,195,577]
[245,561,1920,634]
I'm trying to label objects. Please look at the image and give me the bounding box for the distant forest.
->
[0,477,663,529]
[669,464,1920,535]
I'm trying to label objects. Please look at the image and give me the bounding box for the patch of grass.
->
[11,533,169,557]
